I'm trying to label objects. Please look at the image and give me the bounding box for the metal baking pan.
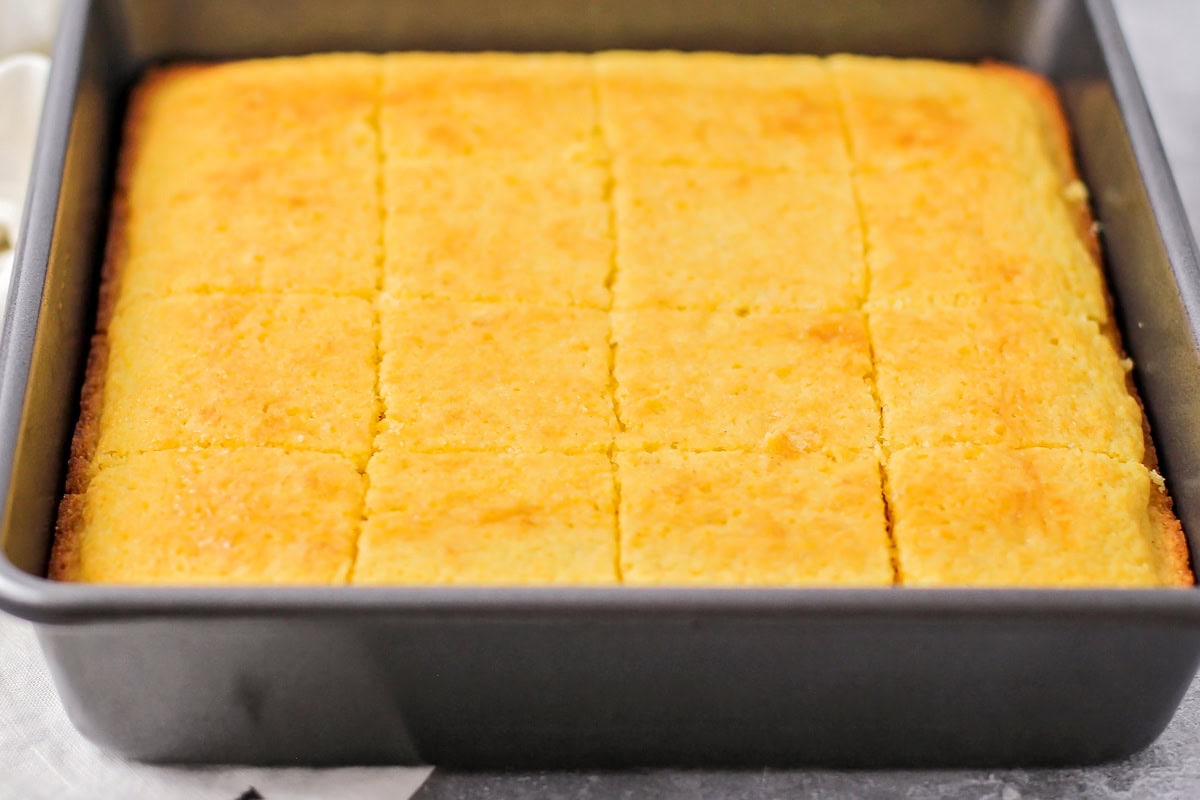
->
[2,0,1200,767]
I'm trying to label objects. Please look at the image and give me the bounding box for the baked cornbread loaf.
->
[611,309,878,454]
[856,164,1108,318]
[52,449,363,584]
[377,297,615,453]
[887,446,1191,587]
[595,52,848,170]
[90,293,378,472]
[359,452,617,585]
[51,51,1191,588]
[111,55,380,312]
[612,162,864,313]
[618,450,891,585]
[385,161,612,308]
[871,304,1143,459]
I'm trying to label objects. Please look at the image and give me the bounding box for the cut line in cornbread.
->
[382,52,600,162]
[596,51,849,170]
[618,450,892,586]
[384,161,612,308]
[50,449,364,585]
[831,55,1068,174]
[613,309,878,454]
[356,452,617,585]
[871,304,1143,461]
[109,55,380,309]
[613,163,864,313]
[887,445,1192,587]
[90,293,378,472]
[859,163,1107,320]
[378,297,616,453]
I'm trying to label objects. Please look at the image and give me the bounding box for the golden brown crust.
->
[95,64,213,332]
[986,61,1192,586]
[981,63,1104,280]
[52,332,108,580]
[63,72,175,489]
[1151,479,1194,585]
[63,334,107,495]
[48,493,84,581]
[49,70,194,580]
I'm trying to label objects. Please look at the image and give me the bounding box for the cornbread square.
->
[116,56,380,301]
[613,164,864,312]
[613,310,878,454]
[888,445,1188,587]
[50,449,363,585]
[871,305,1143,461]
[618,450,891,585]
[385,161,612,308]
[860,163,1106,320]
[596,51,849,170]
[382,52,599,162]
[831,56,1063,173]
[378,298,615,452]
[93,294,377,468]
[356,452,616,584]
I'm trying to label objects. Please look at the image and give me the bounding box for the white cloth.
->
[0,0,58,280]
[0,0,61,54]
[0,53,50,278]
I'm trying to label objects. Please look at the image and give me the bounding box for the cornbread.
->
[53,51,1192,588]
[88,293,378,474]
[596,51,849,170]
[377,297,615,453]
[858,163,1107,319]
[384,161,612,308]
[613,163,864,312]
[612,309,878,454]
[619,450,892,586]
[52,449,363,585]
[382,52,599,162]
[831,56,1069,173]
[888,445,1191,587]
[112,55,379,309]
[871,304,1144,460]
[357,452,617,584]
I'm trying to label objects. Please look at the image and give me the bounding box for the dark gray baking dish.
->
[1,0,1200,768]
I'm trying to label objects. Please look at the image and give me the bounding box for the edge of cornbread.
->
[51,57,386,581]
[887,59,1189,585]
[54,67,162,499]
[1001,60,1190,584]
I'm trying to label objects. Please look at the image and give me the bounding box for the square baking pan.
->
[2,0,1200,767]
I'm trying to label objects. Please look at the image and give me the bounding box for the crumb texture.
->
[115,55,380,303]
[618,450,892,586]
[53,52,1190,588]
[870,304,1143,460]
[358,451,617,585]
[95,293,378,468]
[888,445,1166,587]
[52,449,363,584]
[612,309,878,454]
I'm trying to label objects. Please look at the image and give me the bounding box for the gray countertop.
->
[3,1,1200,797]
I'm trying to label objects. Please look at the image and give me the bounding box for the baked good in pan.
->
[50,52,1192,587]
